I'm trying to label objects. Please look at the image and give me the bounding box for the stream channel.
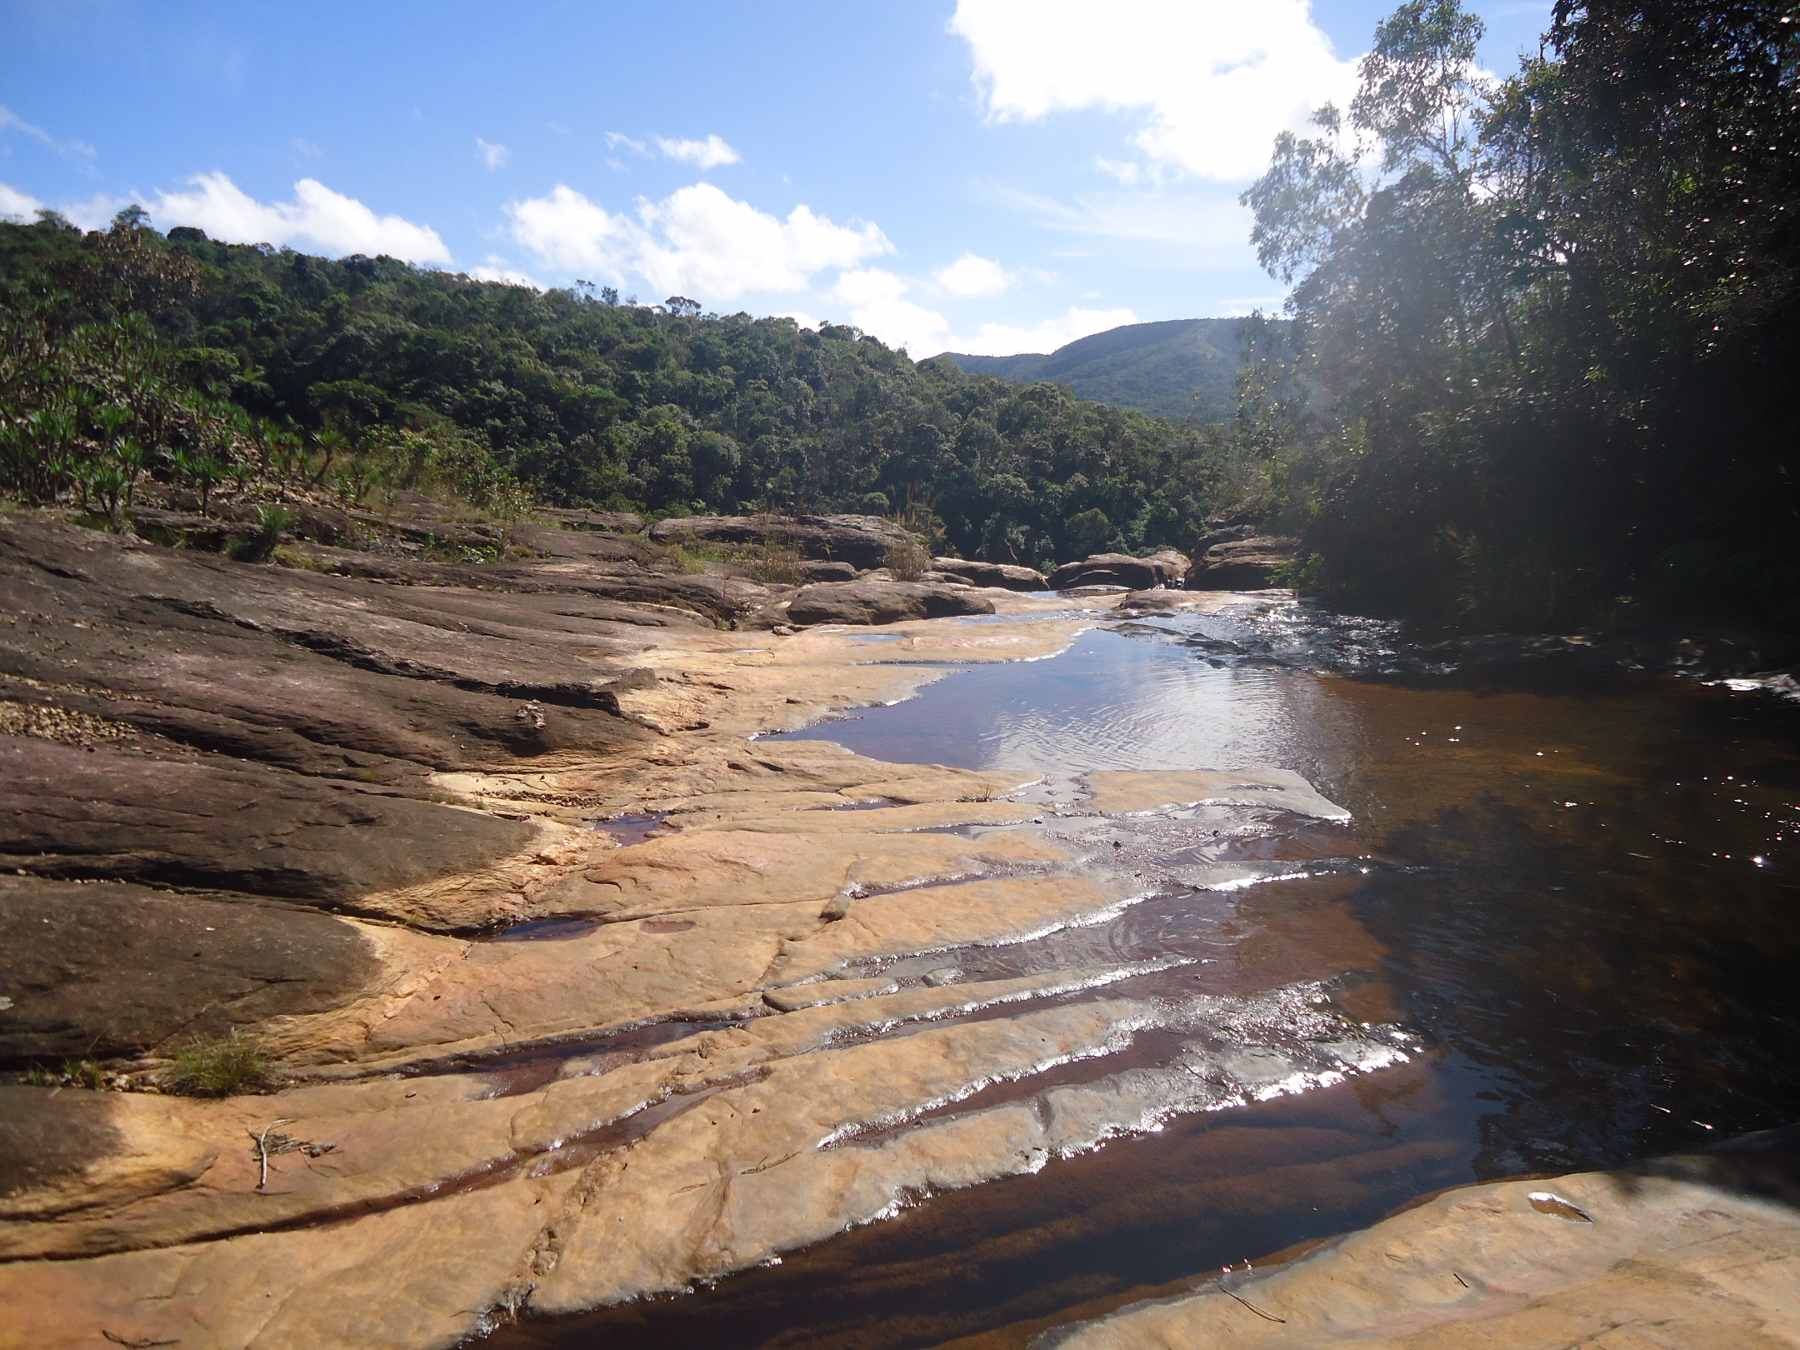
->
[491,595,1800,1348]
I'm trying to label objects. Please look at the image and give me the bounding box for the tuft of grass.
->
[62,1058,107,1090]
[670,539,807,585]
[163,1031,275,1097]
[881,539,931,582]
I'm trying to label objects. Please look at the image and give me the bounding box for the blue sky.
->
[2,0,1551,356]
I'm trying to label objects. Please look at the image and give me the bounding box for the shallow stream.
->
[494,596,1800,1348]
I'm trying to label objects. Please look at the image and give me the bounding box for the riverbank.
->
[2,511,1796,1349]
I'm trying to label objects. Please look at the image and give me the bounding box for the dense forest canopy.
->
[943,318,1250,422]
[1,0,1795,633]
[0,216,1255,570]
[1246,0,1800,629]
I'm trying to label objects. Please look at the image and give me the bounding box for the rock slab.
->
[648,513,927,570]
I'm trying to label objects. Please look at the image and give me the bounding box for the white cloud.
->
[468,254,542,288]
[987,180,1253,254]
[829,266,1136,359]
[1094,156,1142,185]
[1218,294,1288,317]
[1,103,96,163]
[0,105,52,148]
[290,137,324,161]
[506,181,892,303]
[944,305,1139,357]
[143,173,450,262]
[834,268,952,355]
[62,192,129,231]
[605,131,649,157]
[475,137,510,171]
[506,184,634,273]
[654,134,741,171]
[950,0,1359,182]
[934,252,1012,298]
[0,181,45,220]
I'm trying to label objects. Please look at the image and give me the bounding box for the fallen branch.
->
[1217,1260,1286,1324]
[1217,1280,1287,1324]
[101,1332,179,1348]
[248,1118,293,1192]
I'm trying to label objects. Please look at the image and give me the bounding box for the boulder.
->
[1185,535,1298,589]
[779,580,997,627]
[648,513,927,570]
[920,569,974,588]
[796,559,858,583]
[930,557,1050,592]
[1049,551,1188,591]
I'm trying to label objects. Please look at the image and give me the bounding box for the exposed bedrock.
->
[930,557,1051,591]
[0,515,1564,1350]
[778,578,998,627]
[647,512,928,569]
[1059,1137,1800,1349]
[1049,549,1190,592]
[1185,534,1299,590]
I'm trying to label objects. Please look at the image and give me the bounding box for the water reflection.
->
[501,605,1800,1350]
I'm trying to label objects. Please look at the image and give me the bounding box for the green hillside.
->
[0,214,1258,571]
[941,317,1252,421]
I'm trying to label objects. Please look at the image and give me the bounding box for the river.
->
[493,595,1800,1348]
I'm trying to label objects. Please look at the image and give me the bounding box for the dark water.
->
[494,598,1800,1349]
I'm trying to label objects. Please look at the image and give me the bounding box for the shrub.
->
[882,539,930,581]
[162,1030,274,1096]
[230,504,292,562]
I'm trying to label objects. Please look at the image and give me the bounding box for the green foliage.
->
[1239,0,1800,631]
[942,318,1254,422]
[230,504,293,562]
[0,212,1237,566]
[162,1030,273,1097]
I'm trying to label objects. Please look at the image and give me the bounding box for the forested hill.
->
[0,217,1253,570]
[940,318,1248,421]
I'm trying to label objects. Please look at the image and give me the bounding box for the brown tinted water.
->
[490,599,1800,1348]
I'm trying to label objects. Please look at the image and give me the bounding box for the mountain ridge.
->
[938,316,1254,422]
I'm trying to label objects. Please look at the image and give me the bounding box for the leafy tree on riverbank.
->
[1244,0,1800,630]
[0,212,1242,568]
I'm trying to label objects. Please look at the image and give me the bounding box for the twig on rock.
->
[248,1118,293,1192]
[101,1332,179,1347]
[1217,1260,1286,1324]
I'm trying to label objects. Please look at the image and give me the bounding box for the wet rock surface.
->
[1060,1138,1800,1349]
[4,512,1797,1350]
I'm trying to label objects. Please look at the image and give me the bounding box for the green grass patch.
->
[162,1031,275,1097]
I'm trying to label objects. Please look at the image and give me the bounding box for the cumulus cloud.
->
[949,0,1359,182]
[506,185,634,273]
[942,305,1139,357]
[475,137,510,171]
[831,266,1135,358]
[505,181,891,303]
[468,254,542,288]
[143,173,450,262]
[0,181,45,220]
[654,134,741,171]
[934,252,1012,298]
[833,268,953,355]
